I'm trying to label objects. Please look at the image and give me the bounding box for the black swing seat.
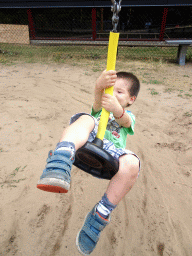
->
[74,138,119,180]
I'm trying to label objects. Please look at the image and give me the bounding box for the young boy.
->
[37,70,140,255]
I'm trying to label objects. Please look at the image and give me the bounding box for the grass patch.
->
[164,88,174,93]
[0,166,27,188]
[149,79,162,84]
[142,79,162,85]
[148,88,159,95]
[118,46,178,61]
[0,43,107,64]
[177,89,192,98]
[184,111,192,117]
[1,42,191,65]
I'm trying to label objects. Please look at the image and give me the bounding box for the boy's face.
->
[113,78,136,108]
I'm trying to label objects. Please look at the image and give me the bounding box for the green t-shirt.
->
[91,107,135,149]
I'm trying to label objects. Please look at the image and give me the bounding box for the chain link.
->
[111,0,122,32]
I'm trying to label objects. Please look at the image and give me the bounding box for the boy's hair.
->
[117,72,140,98]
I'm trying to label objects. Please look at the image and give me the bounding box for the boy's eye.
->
[118,91,122,94]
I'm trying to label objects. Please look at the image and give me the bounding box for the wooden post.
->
[101,8,104,32]
[27,9,36,39]
[92,8,97,40]
[159,7,168,41]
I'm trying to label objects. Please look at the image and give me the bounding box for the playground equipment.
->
[73,0,122,180]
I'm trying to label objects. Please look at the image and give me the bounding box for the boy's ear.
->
[129,95,136,105]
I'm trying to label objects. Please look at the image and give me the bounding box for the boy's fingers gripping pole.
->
[96,31,119,141]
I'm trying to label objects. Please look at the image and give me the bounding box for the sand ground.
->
[0,60,192,256]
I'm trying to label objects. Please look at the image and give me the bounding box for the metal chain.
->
[111,0,122,32]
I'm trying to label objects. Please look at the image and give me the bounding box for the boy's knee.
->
[77,114,95,128]
[119,154,140,177]
[79,114,94,122]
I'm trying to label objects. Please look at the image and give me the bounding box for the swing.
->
[74,0,122,180]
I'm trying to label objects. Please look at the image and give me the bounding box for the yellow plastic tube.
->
[96,31,119,141]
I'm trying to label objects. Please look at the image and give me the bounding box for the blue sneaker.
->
[37,150,74,193]
[76,205,110,255]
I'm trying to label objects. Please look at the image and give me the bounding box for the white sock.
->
[97,202,111,217]
[55,141,75,159]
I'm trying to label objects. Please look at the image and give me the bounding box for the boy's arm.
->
[101,93,132,128]
[114,108,133,128]
[93,70,117,113]
[92,85,104,113]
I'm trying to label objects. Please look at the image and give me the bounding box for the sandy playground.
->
[0,59,192,256]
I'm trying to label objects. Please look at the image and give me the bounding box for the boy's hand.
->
[96,70,117,91]
[101,94,122,114]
